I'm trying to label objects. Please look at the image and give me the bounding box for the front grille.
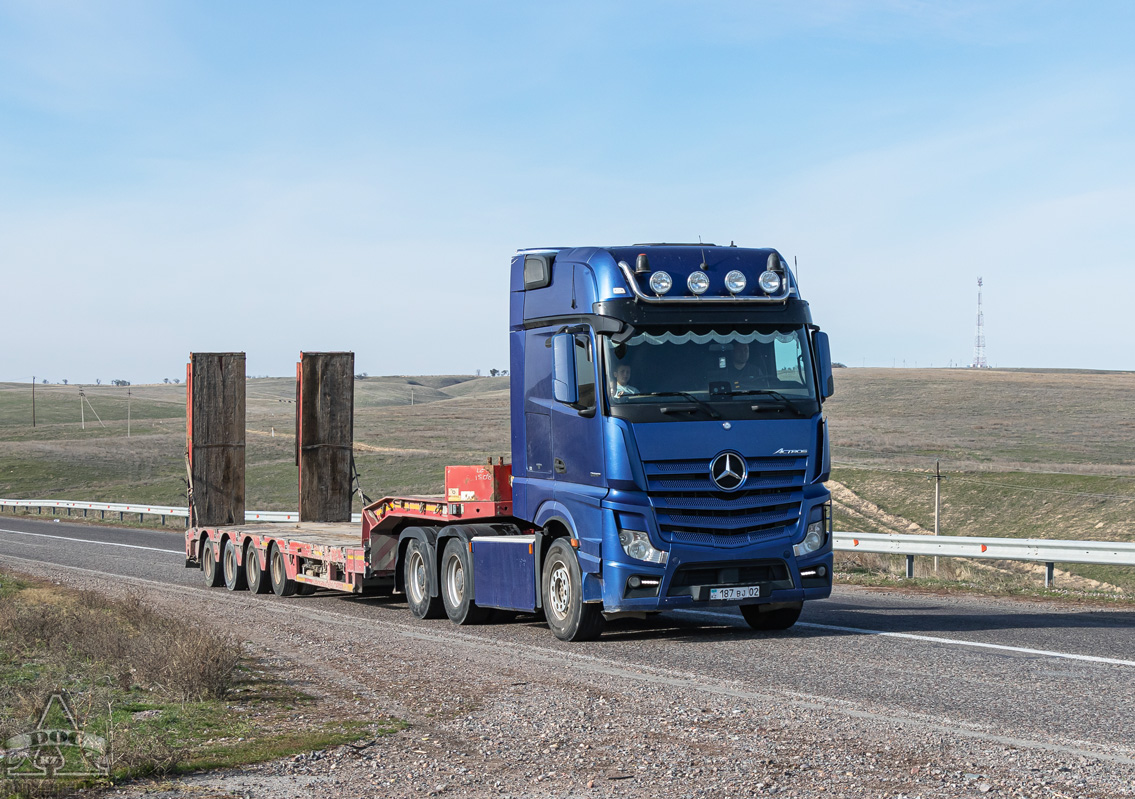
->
[644,454,806,547]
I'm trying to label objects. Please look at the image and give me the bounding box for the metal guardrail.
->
[0,499,361,526]
[833,531,1135,587]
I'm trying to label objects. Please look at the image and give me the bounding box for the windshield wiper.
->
[636,391,722,419]
[727,389,811,417]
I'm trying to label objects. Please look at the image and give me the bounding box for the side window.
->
[773,337,804,384]
[575,334,596,410]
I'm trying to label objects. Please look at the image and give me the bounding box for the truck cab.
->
[509,244,835,638]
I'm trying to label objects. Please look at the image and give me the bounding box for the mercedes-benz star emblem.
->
[710,451,747,491]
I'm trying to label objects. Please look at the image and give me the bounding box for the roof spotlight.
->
[758,270,782,294]
[724,270,747,294]
[649,271,673,295]
[687,271,710,295]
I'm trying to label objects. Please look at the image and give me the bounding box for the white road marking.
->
[0,527,181,554]
[676,609,1135,668]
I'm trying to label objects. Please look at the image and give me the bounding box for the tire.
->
[269,543,297,597]
[296,582,317,596]
[201,539,223,588]
[541,538,604,642]
[403,539,444,619]
[222,539,247,591]
[440,538,492,625]
[740,602,802,631]
[245,547,271,594]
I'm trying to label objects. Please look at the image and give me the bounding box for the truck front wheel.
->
[741,602,802,631]
[404,539,444,619]
[541,539,604,642]
[441,539,492,625]
[269,544,297,597]
[201,539,223,588]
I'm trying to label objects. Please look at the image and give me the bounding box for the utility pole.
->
[127,387,132,437]
[31,376,35,427]
[80,389,85,430]
[934,459,941,572]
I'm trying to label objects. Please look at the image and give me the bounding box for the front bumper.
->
[600,547,833,612]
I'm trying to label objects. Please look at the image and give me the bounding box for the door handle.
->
[553,458,566,474]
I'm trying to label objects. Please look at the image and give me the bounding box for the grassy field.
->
[2,368,1132,594]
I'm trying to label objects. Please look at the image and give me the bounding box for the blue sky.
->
[2,0,1133,382]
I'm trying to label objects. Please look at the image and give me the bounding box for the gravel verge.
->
[5,558,1133,799]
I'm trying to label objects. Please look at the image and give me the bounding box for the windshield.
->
[602,326,819,421]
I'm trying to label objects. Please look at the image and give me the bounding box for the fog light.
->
[724,270,747,294]
[649,271,673,295]
[758,270,782,294]
[687,271,710,295]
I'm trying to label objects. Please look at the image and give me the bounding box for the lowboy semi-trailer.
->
[186,243,836,641]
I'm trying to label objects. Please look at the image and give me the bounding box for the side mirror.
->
[552,333,578,405]
[813,331,835,399]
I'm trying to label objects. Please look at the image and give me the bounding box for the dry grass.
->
[0,571,243,791]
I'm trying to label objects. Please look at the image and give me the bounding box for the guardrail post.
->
[906,555,915,578]
[1045,562,1055,588]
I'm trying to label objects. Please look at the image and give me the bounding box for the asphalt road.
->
[2,515,1133,768]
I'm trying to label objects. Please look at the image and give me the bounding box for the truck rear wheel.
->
[741,602,802,631]
[201,539,223,588]
[404,539,444,619]
[541,538,604,642]
[269,543,297,597]
[222,539,247,591]
[245,547,270,594]
[441,538,492,625]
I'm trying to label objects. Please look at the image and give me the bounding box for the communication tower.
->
[971,277,988,368]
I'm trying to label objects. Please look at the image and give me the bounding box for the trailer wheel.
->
[541,538,604,642]
[440,539,492,625]
[404,539,443,619]
[222,539,247,591]
[201,539,223,588]
[245,547,270,594]
[740,602,802,631]
[269,544,297,597]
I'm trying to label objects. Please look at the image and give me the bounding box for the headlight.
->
[793,520,827,557]
[757,270,782,294]
[618,529,668,564]
[687,271,710,295]
[724,270,747,294]
[649,271,673,295]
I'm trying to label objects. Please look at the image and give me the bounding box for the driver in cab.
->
[726,342,773,391]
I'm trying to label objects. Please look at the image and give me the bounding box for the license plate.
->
[709,585,760,601]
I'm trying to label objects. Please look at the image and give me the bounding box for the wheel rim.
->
[445,553,465,606]
[224,545,236,579]
[548,560,571,620]
[246,555,259,582]
[406,549,427,605]
[204,545,215,579]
